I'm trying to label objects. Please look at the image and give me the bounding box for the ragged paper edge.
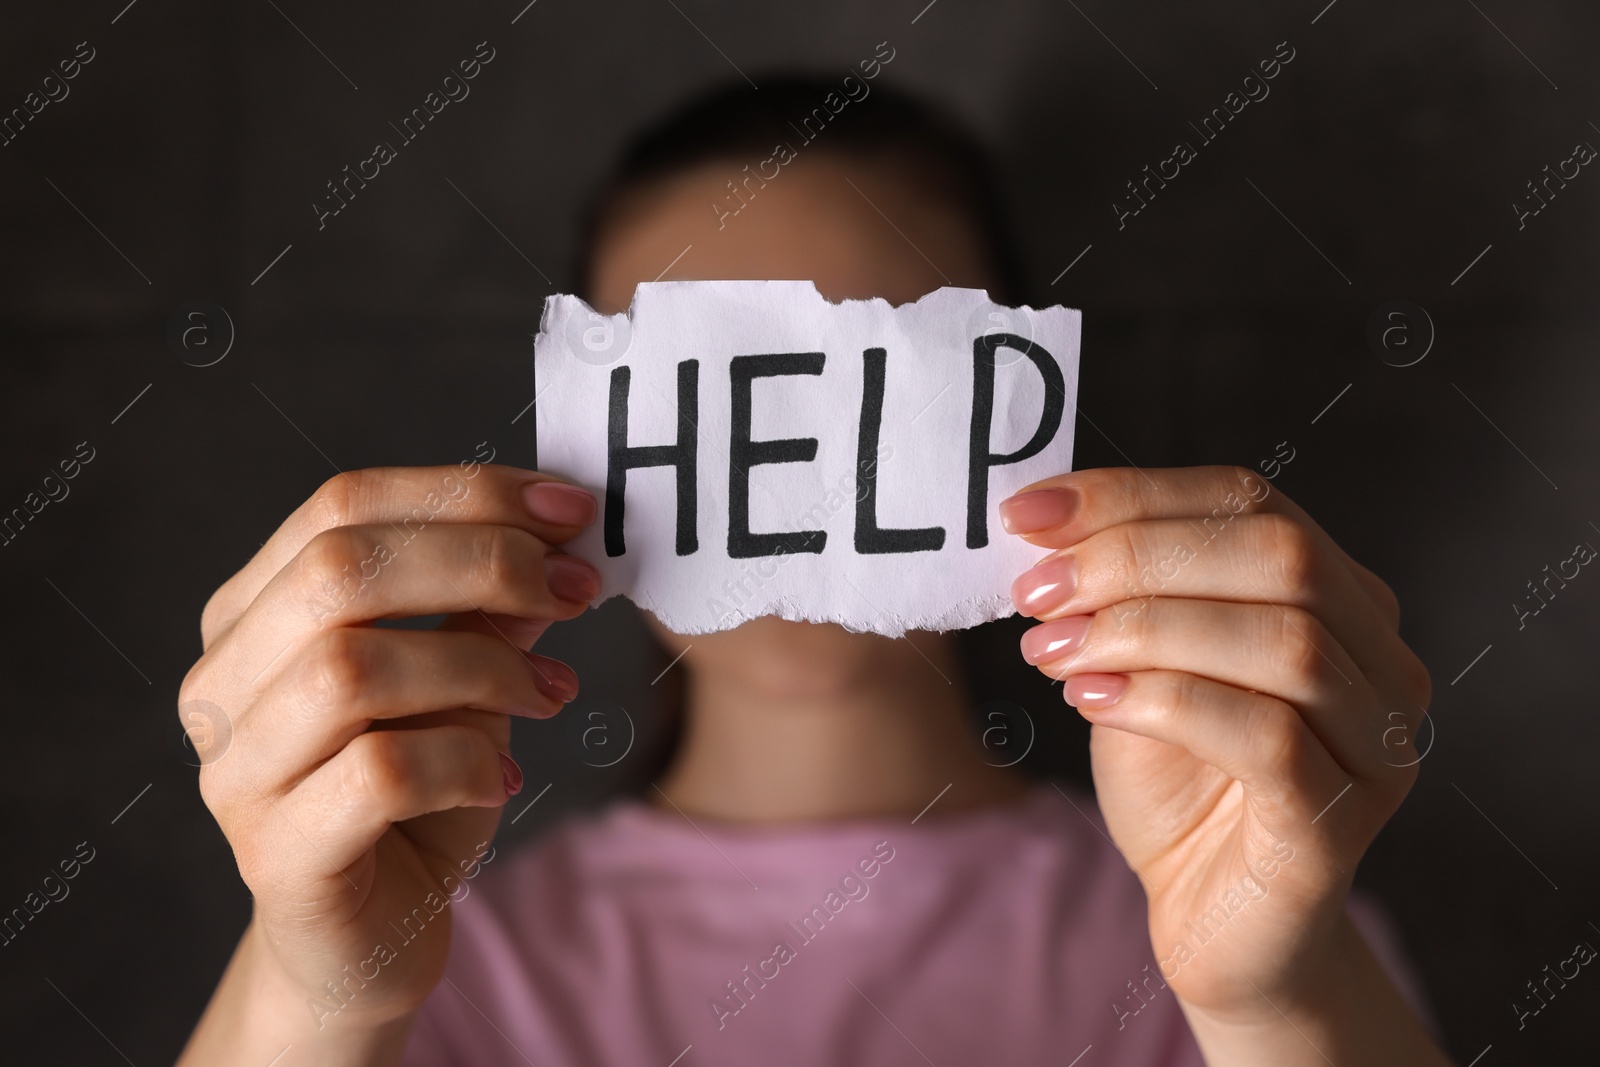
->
[535,280,1076,637]
[535,279,1066,340]
[626,588,1020,639]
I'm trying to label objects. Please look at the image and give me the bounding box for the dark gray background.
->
[2,0,1596,1063]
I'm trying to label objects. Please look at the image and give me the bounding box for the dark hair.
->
[579,75,1052,800]
[570,72,1027,306]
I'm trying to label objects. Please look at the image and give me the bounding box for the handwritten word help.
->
[534,282,1081,637]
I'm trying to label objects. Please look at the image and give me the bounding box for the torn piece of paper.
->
[533,280,1080,637]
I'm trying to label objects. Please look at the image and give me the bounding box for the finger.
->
[223,628,574,792]
[204,464,598,644]
[999,466,1402,629]
[1010,513,1429,706]
[1021,597,1386,778]
[228,523,599,662]
[254,723,513,879]
[1062,669,1347,820]
[435,611,552,654]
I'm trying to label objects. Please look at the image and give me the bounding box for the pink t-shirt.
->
[402,780,1429,1066]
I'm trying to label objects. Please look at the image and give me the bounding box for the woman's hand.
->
[177,463,599,1062]
[1003,466,1448,1063]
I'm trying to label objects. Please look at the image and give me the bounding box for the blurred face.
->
[586,150,998,693]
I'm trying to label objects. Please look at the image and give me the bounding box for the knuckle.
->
[1103,526,1148,600]
[198,589,230,647]
[304,628,375,712]
[466,525,513,591]
[1168,671,1205,717]
[1259,513,1320,593]
[195,766,254,861]
[195,761,226,812]
[307,470,366,532]
[1254,701,1305,772]
[1267,606,1329,686]
[465,525,535,595]
[458,727,502,798]
[176,659,212,720]
[227,832,267,888]
[344,730,414,812]
[200,573,257,649]
[1223,464,1272,513]
[302,525,367,586]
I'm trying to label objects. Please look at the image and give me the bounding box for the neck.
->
[650,632,1031,824]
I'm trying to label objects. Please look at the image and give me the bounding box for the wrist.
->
[179,920,419,1067]
[1180,908,1356,1030]
[249,917,429,1034]
[1176,912,1451,1067]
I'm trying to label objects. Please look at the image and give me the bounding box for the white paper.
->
[533,281,1080,637]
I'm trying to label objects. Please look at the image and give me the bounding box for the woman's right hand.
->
[178,463,600,1051]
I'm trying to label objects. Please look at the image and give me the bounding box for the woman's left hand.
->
[1002,465,1432,1025]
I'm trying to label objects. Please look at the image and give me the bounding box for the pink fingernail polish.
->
[1011,555,1078,617]
[499,752,524,797]
[999,488,1079,534]
[545,555,600,603]
[523,482,597,527]
[528,654,579,703]
[1064,673,1128,709]
[1020,616,1092,665]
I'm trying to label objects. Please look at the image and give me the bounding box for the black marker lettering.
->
[855,347,945,554]
[729,352,826,558]
[605,360,699,557]
[967,333,1065,548]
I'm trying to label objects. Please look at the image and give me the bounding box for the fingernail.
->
[1011,555,1078,617]
[1020,616,1092,665]
[527,653,578,703]
[545,555,600,602]
[499,752,524,797]
[1064,673,1128,709]
[999,488,1079,534]
[523,481,597,527]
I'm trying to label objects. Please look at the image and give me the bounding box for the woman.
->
[177,77,1452,1065]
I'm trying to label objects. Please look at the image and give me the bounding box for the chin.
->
[646,612,901,697]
